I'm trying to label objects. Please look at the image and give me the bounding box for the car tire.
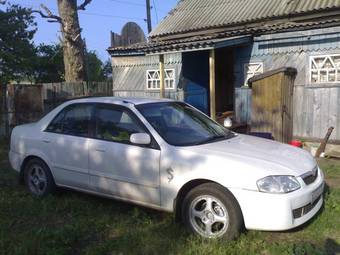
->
[24,158,56,197]
[182,183,243,239]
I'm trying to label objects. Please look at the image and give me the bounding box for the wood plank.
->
[159,54,165,98]
[301,87,308,137]
[337,87,340,140]
[235,87,252,124]
[328,88,337,140]
[209,49,216,120]
[282,74,294,142]
[293,86,304,137]
[0,86,4,136]
[245,88,251,124]
[321,88,331,138]
[312,88,322,138]
[234,88,241,123]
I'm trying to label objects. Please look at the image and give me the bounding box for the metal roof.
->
[108,35,252,56]
[150,0,340,38]
[108,18,340,55]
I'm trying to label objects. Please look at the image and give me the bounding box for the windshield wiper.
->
[193,134,234,145]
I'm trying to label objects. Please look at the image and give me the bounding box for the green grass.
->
[0,140,339,255]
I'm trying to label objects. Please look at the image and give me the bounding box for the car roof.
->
[65,96,175,106]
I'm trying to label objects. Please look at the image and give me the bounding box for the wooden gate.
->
[0,85,4,136]
[7,84,44,128]
[248,67,297,143]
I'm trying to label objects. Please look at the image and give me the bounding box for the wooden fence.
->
[42,82,113,112]
[0,85,7,137]
[0,82,113,136]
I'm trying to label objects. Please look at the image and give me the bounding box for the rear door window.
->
[46,103,93,137]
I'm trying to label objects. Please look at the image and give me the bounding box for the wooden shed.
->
[248,68,297,143]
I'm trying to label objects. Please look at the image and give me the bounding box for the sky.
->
[5,0,178,60]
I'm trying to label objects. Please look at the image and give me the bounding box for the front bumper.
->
[230,168,325,231]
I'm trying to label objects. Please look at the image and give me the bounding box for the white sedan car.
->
[9,97,324,239]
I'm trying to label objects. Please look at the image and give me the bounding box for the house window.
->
[244,62,263,85]
[310,54,340,83]
[146,69,175,90]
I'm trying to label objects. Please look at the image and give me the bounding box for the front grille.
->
[292,195,321,219]
[302,167,318,185]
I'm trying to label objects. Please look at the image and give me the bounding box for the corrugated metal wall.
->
[234,26,340,141]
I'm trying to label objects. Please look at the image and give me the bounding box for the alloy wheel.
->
[189,195,229,238]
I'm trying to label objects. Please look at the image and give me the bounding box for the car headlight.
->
[257,176,301,193]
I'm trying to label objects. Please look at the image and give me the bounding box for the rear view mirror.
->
[130,133,151,145]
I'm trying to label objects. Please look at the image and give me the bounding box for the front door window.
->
[95,105,145,144]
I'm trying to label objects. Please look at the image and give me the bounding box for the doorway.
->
[215,47,235,115]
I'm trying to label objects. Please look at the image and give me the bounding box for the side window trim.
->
[45,103,95,139]
[93,103,160,150]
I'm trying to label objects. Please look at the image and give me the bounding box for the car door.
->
[88,103,161,205]
[43,103,94,189]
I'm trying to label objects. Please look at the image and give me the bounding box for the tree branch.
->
[0,0,6,5]
[32,4,62,24]
[78,0,92,10]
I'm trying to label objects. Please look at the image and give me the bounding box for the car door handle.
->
[95,148,106,153]
[42,139,51,144]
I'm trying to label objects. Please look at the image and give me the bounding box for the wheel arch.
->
[20,155,53,184]
[174,179,244,223]
[174,179,216,222]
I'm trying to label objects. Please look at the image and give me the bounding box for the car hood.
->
[184,134,316,176]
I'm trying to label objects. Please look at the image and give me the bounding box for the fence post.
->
[84,81,88,96]
[0,84,7,137]
[3,84,10,137]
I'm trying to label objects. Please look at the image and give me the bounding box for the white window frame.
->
[309,54,340,84]
[244,62,264,86]
[146,69,176,90]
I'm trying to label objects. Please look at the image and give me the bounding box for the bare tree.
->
[33,0,92,82]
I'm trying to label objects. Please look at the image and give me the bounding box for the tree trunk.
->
[57,0,85,82]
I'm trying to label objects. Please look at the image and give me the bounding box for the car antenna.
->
[122,100,135,106]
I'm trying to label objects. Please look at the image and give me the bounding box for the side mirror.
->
[130,133,151,145]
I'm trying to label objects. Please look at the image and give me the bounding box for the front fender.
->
[159,159,241,212]
[158,146,274,212]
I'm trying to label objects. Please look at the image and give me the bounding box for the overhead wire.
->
[109,0,146,7]
[20,1,146,21]
[152,0,159,23]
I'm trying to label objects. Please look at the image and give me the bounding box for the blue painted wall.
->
[182,51,210,114]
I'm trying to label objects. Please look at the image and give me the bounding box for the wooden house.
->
[108,0,340,144]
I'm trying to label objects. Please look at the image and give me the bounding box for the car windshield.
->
[136,102,235,146]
